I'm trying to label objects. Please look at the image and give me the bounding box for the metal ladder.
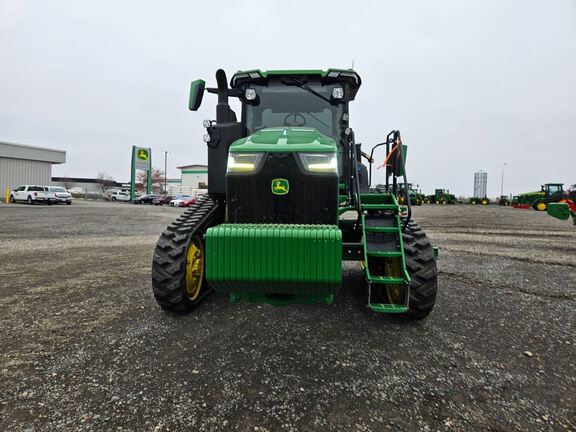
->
[361,195,411,313]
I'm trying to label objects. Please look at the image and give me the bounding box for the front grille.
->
[226,153,338,224]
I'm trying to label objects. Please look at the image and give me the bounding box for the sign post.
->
[130,146,152,201]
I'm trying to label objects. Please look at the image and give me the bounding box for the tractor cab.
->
[223,70,361,224]
[190,69,361,199]
[542,183,564,196]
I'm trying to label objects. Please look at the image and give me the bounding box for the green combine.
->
[512,183,565,211]
[424,189,457,205]
[151,69,437,319]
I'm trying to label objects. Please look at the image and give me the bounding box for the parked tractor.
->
[498,195,511,206]
[151,69,438,319]
[398,183,423,206]
[512,183,565,211]
[470,196,490,205]
[424,189,457,205]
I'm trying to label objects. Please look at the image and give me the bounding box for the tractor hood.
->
[230,127,336,153]
[519,191,545,198]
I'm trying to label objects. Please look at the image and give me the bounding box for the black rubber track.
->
[399,219,438,319]
[151,195,223,312]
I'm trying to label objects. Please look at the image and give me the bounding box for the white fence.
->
[166,186,208,197]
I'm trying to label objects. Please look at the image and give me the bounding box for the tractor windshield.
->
[244,83,344,140]
[547,184,563,193]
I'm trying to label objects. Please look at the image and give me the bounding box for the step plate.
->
[369,303,409,313]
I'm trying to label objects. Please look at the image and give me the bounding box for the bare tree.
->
[60,177,74,191]
[137,168,165,193]
[96,172,116,193]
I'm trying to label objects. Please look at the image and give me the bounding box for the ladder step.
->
[368,303,409,313]
[369,276,407,285]
[362,204,398,211]
[364,226,398,233]
[367,250,402,258]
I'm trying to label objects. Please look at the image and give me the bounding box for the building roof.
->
[177,164,208,170]
[0,141,66,164]
[52,176,124,186]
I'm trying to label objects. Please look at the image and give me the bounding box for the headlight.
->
[245,88,257,100]
[331,87,344,99]
[299,153,338,173]
[227,153,263,173]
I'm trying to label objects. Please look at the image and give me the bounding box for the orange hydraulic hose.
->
[377,140,400,170]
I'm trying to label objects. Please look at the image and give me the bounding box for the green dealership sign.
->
[131,146,152,200]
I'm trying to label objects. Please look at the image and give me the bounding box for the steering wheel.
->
[283,113,306,127]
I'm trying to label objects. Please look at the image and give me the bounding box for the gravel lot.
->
[1,200,575,431]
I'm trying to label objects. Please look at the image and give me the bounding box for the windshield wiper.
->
[288,78,334,105]
[304,111,331,130]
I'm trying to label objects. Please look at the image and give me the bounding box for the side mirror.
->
[189,79,205,111]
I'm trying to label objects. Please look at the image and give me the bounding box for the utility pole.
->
[163,150,169,195]
[500,162,507,197]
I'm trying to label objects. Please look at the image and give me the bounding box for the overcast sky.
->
[1,0,575,196]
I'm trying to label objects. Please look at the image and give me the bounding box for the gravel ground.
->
[0,200,574,431]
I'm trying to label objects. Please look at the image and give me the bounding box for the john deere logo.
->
[271,178,289,195]
[137,149,149,161]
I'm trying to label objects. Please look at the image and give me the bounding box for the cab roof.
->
[230,69,362,99]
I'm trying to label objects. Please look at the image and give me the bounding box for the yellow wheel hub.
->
[385,258,403,304]
[386,284,403,303]
[536,202,547,211]
[185,236,204,300]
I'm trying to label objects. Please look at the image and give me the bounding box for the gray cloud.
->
[1,0,575,196]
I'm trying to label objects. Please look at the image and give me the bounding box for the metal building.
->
[0,141,66,199]
[473,170,488,198]
[177,164,208,189]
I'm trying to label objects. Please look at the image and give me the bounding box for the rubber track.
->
[151,195,222,312]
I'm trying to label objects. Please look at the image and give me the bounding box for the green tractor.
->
[151,69,437,319]
[398,183,423,206]
[424,189,457,205]
[512,183,565,211]
[498,195,511,206]
[470,196,490,205]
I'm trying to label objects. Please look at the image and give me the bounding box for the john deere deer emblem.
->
[271,178,289,195]
[137,149,149,161]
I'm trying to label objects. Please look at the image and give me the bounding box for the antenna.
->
[352,59,355,69]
